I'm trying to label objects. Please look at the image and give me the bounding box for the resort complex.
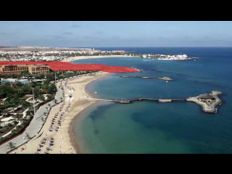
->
[0,61,139,75]
[0,57,139,153]
[0,64,50,75]
[0,47,128,61]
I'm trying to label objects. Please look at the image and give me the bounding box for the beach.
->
[68,48,232,153]
[62,55,135,62]
[10,72,108,154]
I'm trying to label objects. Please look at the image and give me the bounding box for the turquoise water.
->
[73,48,232,153]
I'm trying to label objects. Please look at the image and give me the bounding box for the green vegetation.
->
[0,106,34,145]
[0,69,94,145]
[8,142,16,149]
[45,70,96,81]
[0,78,57,112]
[0,72,57,144]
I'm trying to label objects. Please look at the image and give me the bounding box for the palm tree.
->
[9,142,16,150]
[26,133,31,140]
[0,137,4,143]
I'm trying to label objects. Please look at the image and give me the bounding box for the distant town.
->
[140,53,192,60]
[0,47,128,61]
[0,46,192,61]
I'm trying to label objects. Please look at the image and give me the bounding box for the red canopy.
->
[0,61,139,73]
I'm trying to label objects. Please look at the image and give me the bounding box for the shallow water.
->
[73,48,232,153]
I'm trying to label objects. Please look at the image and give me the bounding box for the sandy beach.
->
[63,55,135,62]
[10,72,108,154]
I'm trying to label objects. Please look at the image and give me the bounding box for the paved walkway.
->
[0,82,64,154]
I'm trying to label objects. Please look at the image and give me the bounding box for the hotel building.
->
[0,64,50,75]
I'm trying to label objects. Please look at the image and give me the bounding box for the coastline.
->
[69,77,113,153]
[68,75,110,153]
[10,72,109,154]
[62,55,136,62]
[69,101,111,153]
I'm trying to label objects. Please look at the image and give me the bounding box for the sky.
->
[0,21,232,47]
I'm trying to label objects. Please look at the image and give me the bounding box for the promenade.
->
[0,80,64,153]
[8,72,107,154]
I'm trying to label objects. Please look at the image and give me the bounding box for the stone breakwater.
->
[95,91,223,114]
[187,90,222,114]
[120,75,173,81]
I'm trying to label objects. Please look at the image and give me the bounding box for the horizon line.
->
[1,45,232,49]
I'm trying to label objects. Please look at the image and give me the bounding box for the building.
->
[0,61,139,74]
[0,64,50,75]
[28,64,50,75]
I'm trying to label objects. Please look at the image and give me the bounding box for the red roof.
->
[0,61,139,73]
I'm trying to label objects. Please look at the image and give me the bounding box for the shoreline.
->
[62,54,192,63]
[10,72,109,154]
[68,79,107,153]
[62,55,136,62]
[69,102,105,153]
[69,79,113,153]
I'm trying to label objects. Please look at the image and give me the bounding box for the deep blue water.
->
[73,47,232,153]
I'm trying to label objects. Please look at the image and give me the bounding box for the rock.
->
[186,90,222,114]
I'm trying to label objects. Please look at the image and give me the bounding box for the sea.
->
[72,47,232,153]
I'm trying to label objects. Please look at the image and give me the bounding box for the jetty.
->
[120,75,173,82]
[95,97,185,104]
[120,75,156,79]
[158,99,172,103]
[186,90,222,113]
[158,76,173,81]
[92,91,223,114]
